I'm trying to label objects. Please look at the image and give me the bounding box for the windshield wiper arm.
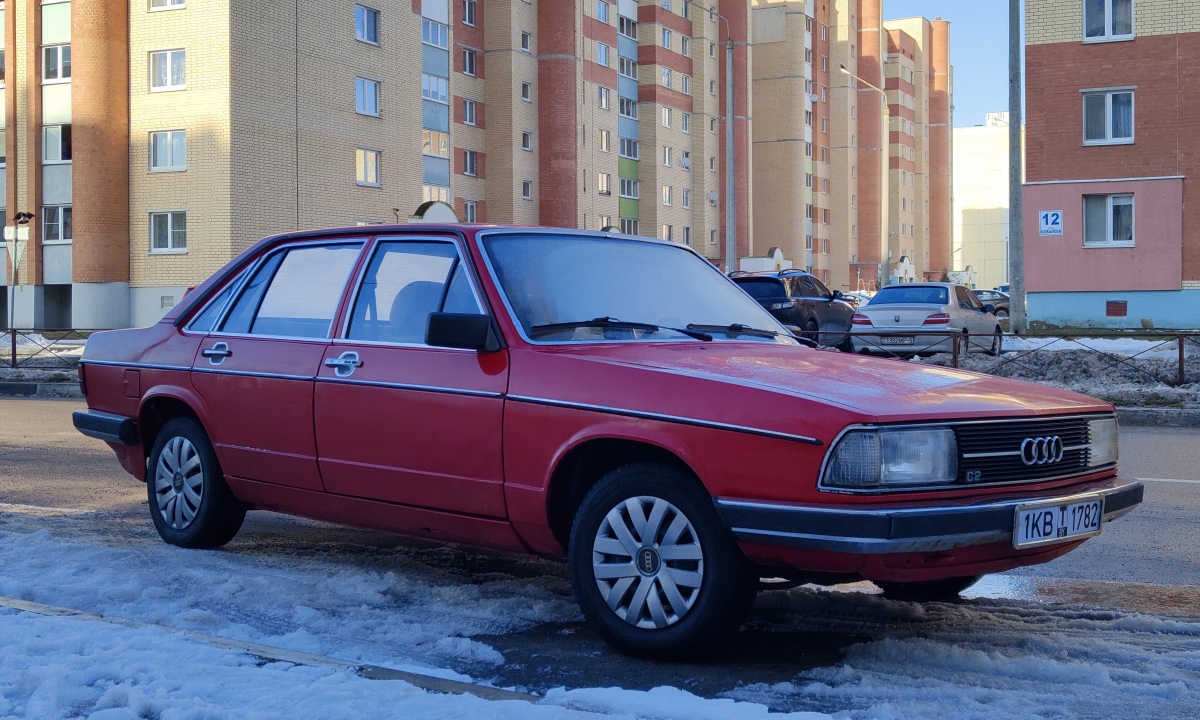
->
[530,317,712,341]
[686,323,818,348]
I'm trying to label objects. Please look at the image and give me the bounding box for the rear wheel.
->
[568,463,757,660]
[803,319,820,343]
[875,575,983,602]
[995,308,1010,319]
[989,328,1003,356]
[147,417,246,549]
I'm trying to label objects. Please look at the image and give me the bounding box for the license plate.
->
[879,336,915,346]
[1013,496,1104,549]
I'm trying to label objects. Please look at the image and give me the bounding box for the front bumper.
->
[716,478,1143,554]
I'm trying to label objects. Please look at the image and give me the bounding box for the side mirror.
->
[832,290,844,300]
[984,304,996,314]
[426,313,501,352]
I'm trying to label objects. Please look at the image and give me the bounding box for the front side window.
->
[1084,194,1134,246]
[356,5,379,43]
[347,241,482,344]
[150,130,186,170]
[356,148,380,185]
[224,244,361,338]
[1084,89,1133,144]
[42,206,72,242]
[43,125,72,163]
[484,234,793,344]
[150,211,187,252]
[150,50,185,90]
[356,77,380,115]
[1085,0,1133,40]
[43,44,71,82]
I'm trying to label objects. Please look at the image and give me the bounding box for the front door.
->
[191,241,364,491]
[314,238,509,518]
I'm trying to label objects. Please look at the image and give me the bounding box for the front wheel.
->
[875,575,983,602]
[147,417,246,549]
[989,328,1003,356]
[568,463,757,660]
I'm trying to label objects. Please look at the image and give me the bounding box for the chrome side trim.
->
[80,360,192,373]
[506,395,823,446]
[315,376,503,398]
[190,367,314,382]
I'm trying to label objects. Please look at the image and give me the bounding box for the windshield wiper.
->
[530,317,713,341]
[686,323,819,348]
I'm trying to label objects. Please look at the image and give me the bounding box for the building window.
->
[463,149,478,175]
[619,16,636,39]
[821,55,827,72]
[682,150,691,169]
[621,218,640,235]
[709,156,716,172]
[521,82,532,101]
[805,204,813,220]
[355,5,379,43]
[422,74,448,102]
[521,31,532,52]
[618,57,637,79]
[149,130,186,171]
[709,42,716,58]
[682,227,691,246]
[599,215,612,229]
[43,44,71,83]
[42,206,72,243]
[356,148,380,186]
[805,110,812,127]
[464,200,477,222]
[821,116,827,133]
[805,173,812,189]
[597,1,609,23]
[1084,89,1134,144]
[521,131,532,150]
[43,125,72,163]
[710,118,717,133]
[661,0,670,10]
[150,0,186,8]
[423,185,449,203]
[660,224,673,241]
[805,142,812,157]
[599,86,611,109]
[710,229,717,245]
[1084,194,1134,246]
[598,43,610,66]
[599,129,611,152]
[463,99,477,125]
[619,97,638,119]
[464,0,477,26]
[149,49,184,90]
[522,181,533,199]
[619,177,639,198]
[822,208,829,224]
[681,113,691,133]
[709,79,716,95]
[681,75,691,95]
[463,49,478,76]
[662,28,672,49]
[662,146,672,166]
[150,211,186,252]
[682,188,691,209]
[356,77,380,115]
[1085,0,1133,41]
[619,137,639,159]
[662,106,672,128]
[598,172,611,195]
[423,129,449,157]
[422,18,448,48]
[681,37,690,56]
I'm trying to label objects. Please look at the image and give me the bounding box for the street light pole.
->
[840,65,890,288]
[1008,0,1026,333]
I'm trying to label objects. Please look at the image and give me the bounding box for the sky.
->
[883,1,1012,128]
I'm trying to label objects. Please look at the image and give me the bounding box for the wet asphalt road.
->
[2,397,1198,701]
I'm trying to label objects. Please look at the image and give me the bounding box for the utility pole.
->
[725,33,736,273]
[1009,0,1026,333]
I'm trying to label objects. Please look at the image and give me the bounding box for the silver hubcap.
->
[154,436,203,530]
[592,496,704,629]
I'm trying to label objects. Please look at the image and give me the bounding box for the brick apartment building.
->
[1024,0,1200,328]
[0,0,949,329]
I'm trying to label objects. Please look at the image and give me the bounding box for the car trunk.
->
[858,304,945,329]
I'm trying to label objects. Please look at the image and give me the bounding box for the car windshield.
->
[484,233,795,344]
[868,286,949,306]
[735,278,787,300]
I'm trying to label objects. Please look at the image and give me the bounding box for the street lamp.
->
[683,1,736,273]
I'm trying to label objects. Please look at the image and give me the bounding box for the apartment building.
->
[953,111,1016,291]
[1024,0,1200,328]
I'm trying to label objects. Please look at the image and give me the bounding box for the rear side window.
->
[869,286,949,306]
[347,241,482,344]
[736,279,787,300]
[221,244,362,338]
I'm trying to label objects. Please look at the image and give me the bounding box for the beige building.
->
[953,111,1014,290]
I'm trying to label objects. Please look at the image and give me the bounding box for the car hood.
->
[528,342,1111,422]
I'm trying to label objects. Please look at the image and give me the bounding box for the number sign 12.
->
[1039,211,1064,236]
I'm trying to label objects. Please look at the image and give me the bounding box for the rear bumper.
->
[851,330,957,354]
[73,410,138,446]
[716,478,1143,555]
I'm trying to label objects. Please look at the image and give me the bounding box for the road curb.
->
[0,595,537,704]
[0,382,82,399]
[1115,407,1200,428]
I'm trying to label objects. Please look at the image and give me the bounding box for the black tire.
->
[875,575,983,602]
[995,308,1010,319]
[568,463,757,660]
[147,417,246,549]
[989,328,1003,356]
[803,319,820,344]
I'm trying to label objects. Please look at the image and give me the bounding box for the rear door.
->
[191,241,364,491]
[313,237,509,517]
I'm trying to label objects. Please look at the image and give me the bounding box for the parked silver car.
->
[850,283,1003,356]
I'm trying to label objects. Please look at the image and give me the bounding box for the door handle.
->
[324,351,363,377]
[201,342,232,365]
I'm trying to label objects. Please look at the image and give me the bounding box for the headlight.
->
[822,428,958,489]
[1087,417,1119,467]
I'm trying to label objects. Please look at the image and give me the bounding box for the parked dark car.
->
[731,271,855,349]
[973,289,1010,318]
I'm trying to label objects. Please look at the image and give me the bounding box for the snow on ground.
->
[1003,336,1199,358]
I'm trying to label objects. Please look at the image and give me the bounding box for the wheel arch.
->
[138,389,210,460]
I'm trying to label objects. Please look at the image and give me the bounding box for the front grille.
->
[954,415,1108,487]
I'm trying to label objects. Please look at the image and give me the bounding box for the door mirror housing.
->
[832,290,844,300]
[426,313,501,352]
[983,304,996,315]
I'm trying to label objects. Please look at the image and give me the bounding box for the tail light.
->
[852,314,873,326]
[769,300,797,310]
[923,313,951,325]
[78,363,88,397]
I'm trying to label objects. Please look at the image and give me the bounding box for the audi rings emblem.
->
[1020,436,1064,466]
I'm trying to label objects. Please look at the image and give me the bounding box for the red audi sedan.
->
[74,225,1142,658]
